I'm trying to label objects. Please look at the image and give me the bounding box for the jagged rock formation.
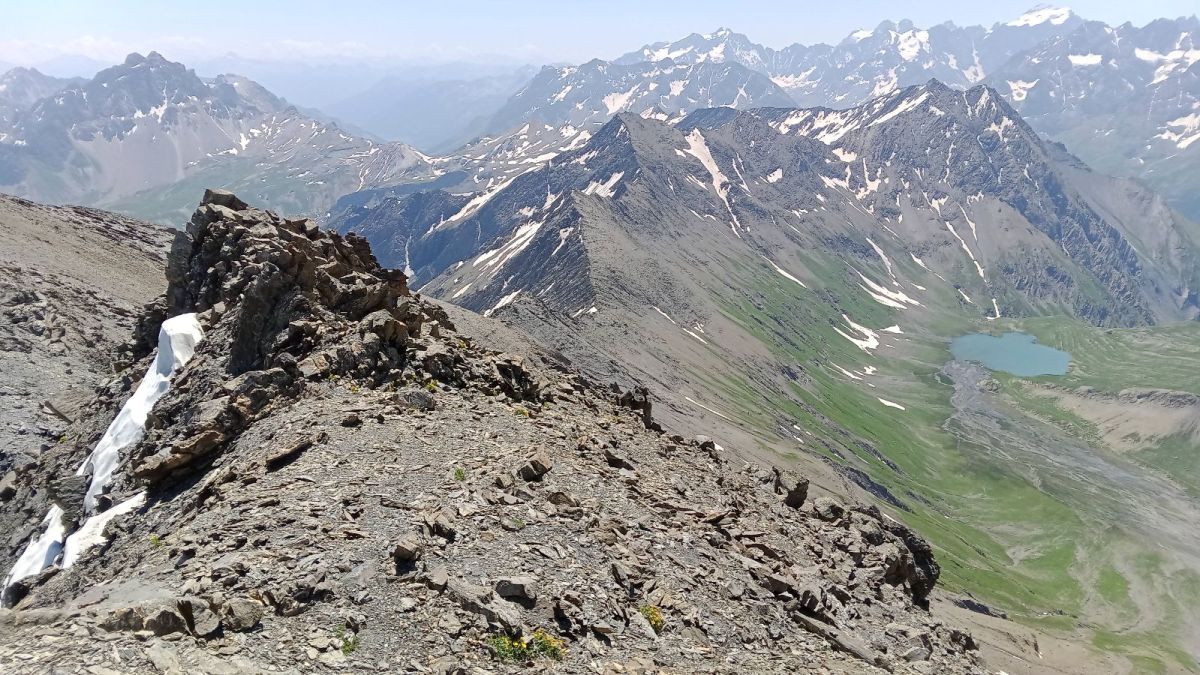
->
[0,194,170,470]
[0,193,983,673]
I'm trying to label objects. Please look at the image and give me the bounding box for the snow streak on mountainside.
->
[987,16,1200,218]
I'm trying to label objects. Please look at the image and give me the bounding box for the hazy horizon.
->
[3,0,1197,76]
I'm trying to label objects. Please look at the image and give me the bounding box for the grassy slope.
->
[691,249,1200,672]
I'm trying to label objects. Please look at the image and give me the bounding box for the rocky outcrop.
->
[121,189,555,489]
[0,192,983,674]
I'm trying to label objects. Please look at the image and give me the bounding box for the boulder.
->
[812,497,845,522]
[201,188,248,211]
[773,468,809,509]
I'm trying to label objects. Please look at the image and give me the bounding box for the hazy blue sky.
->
[2,1,1196,67]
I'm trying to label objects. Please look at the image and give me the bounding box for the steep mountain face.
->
[0,52,433,223]
[482,59,797,138]
[327,60,797,212]
[337,82,1200,331]
[987,16,1200,218]
[0,68,81,129]
[0,195,170,471]
[326,66,537,152]
[609,9,1200,219]
[0,192,984,674]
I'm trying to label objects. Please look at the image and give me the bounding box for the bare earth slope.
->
[0,193,170,469]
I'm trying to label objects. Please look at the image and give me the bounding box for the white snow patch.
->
[858,272,921,309]
[1007,79,1039,102]
[832,363,862,380]
[1135,47,1200,84]
[832,148,857,162]
[682,129,742,236]
[877,398,906,410]
[895,29,929,62]
[865,237,896,282]
[603,86,638,115]
[1007,7,1073,27]
[444,175,518,225]
[4,314,203,589]
[474,219,545,273]
[684,396,733,421]
[959,205,978,240]
[944,220,986,281]
[766,168,783,183]
[762,256,807,287]
[484,291,520,317]
[1067,53,1102,66]
[1157,113,1200,150]
[552,227,574,256]
[869,92,929,127]
[62,492,146,568]
[881,325,903,334]
[834,315,880,352]
[582,171,624,198]
[551,84,573,103]
[84,314,203,512]
[652,306,677,325]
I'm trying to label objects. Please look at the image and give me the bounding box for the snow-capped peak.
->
[1006,6,1073,28]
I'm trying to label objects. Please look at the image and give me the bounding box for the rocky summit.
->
[0,191,983,674]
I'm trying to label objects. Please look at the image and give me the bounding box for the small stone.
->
[517,449,553,481]
[426,566,449,591]
[902,645,932,661]
[220,598,264,632]
[391,535,424,564]
[494,576,538,602]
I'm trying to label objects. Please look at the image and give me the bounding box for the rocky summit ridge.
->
[0,191,983,673]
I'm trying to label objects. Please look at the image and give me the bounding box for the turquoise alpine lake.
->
[949,331,1070,377]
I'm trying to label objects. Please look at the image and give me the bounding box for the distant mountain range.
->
[0,52,433,223]
[0,6,1197,223]
[607,9,1199,219]
[331,80,1200,332]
